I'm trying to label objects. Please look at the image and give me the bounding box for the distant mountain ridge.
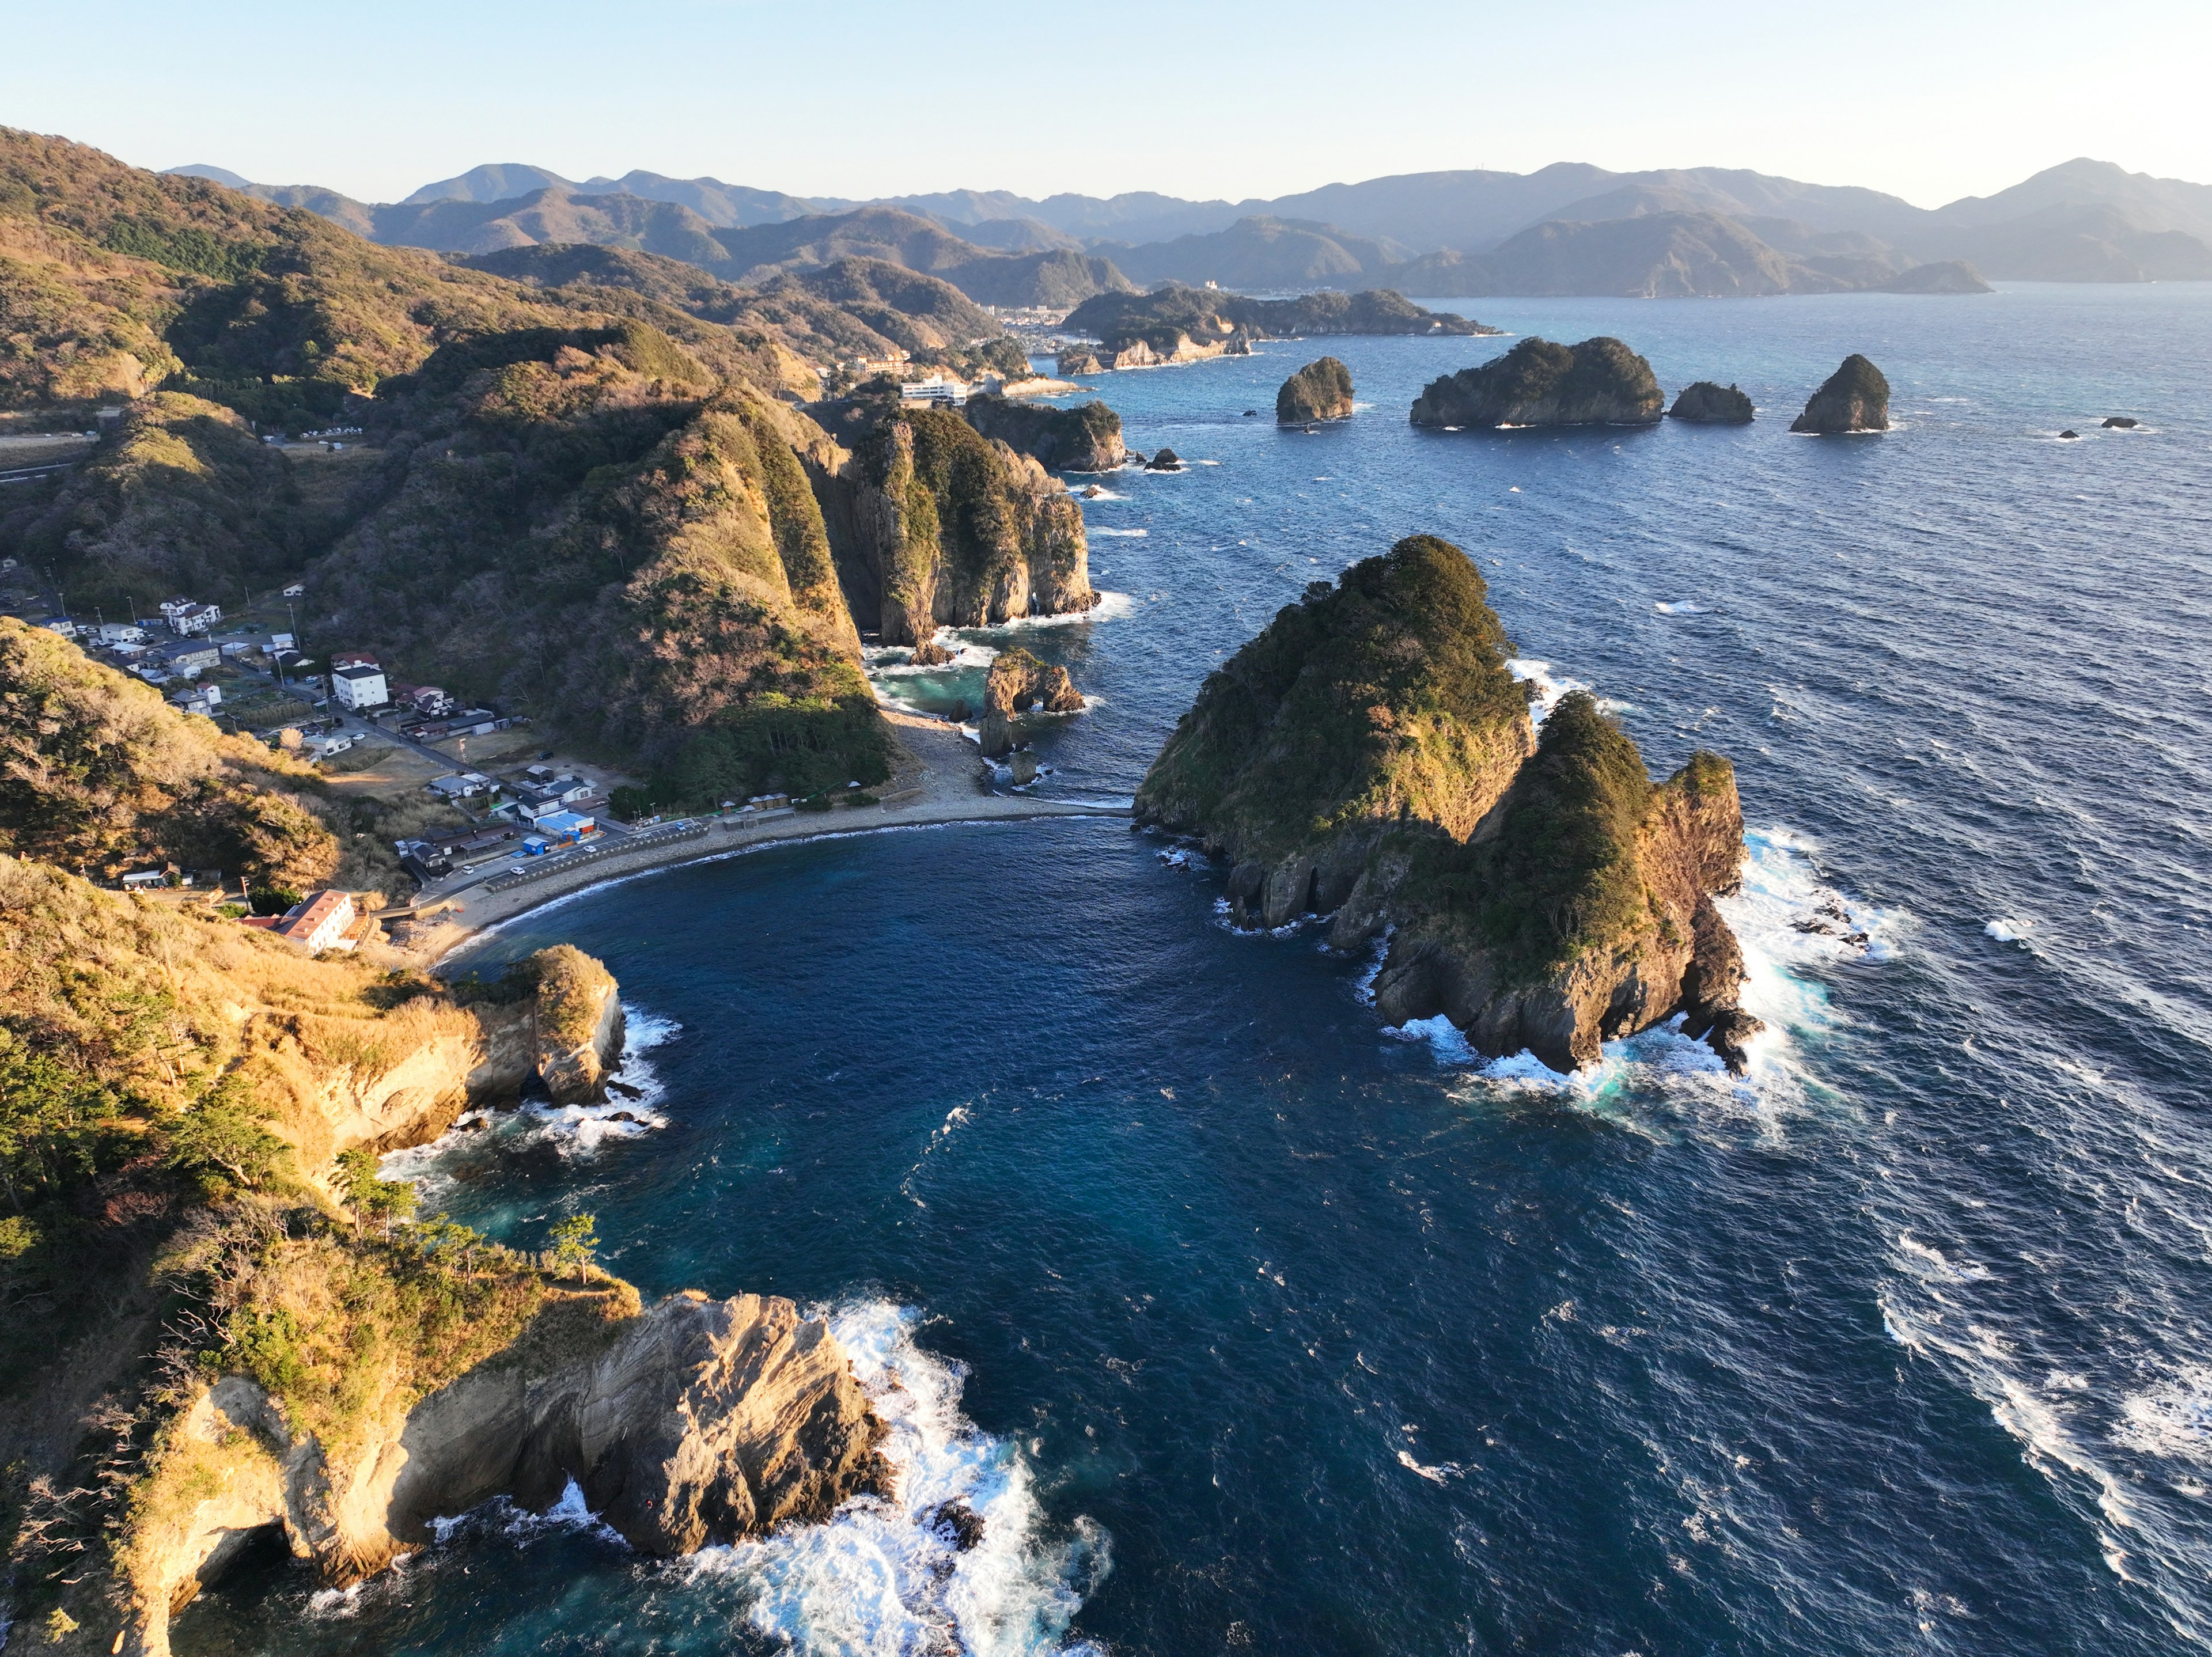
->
[165,156,2212,301]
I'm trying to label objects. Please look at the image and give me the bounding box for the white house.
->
[282,583,306,598]
[97,622,147,646]
[36,616,78,640]
[162,599,221,635]
[332,663,388,710]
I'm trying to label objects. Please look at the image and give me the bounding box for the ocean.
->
[179,283,2212,1656]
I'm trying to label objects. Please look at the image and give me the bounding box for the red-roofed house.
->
[274,890,356,952]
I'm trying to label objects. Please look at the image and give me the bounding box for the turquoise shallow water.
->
[180,285,2212,1656]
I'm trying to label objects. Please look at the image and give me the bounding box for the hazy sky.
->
[5,0,2208,207]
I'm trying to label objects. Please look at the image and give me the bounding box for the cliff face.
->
[120,1290,887,1657]
[1277,357,1355,423]
[1136,537,1536,930]
[1667,381,1755,423]
[1362,699,1759,1073]
[978,647,1083,757]
[462,943,628,1108]
[1411,337,1664,429]
[1791,354,1891,433]
[812,403,1096,646]
[960,393,1126,472]
[1138,539,1762,1074]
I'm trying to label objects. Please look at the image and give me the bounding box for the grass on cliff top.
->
[1135,534,1530,862]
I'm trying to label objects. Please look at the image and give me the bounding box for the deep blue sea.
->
[180,285,2212,1657]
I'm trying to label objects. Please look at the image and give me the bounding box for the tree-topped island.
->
[1411,337,1665,429]
[1136,534,1762,1073]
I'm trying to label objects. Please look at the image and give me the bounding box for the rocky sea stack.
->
[1136,534,1760,1073]
[1667,381,1755,424]
[979,646,1082,756]
[1411,337,1664,429]
[1277,357,1356,423]
[960,393,1126,472]
[1791,354,1890,434]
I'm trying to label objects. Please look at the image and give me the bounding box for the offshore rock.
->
[1146,447,1183,471]
[978,646,1081,757]
[1411,337,1664,429]
[1277,357,1355,423]
[1368,698,1761,1074]
[462,945,628,1109]
[2102,415,2138,429]
[122,1292,888,1657]
[1137,535,1536,932]
[1666,381,1755,424]
[1137,534,1761,1073]
[960,393,1126,472]
[1790,354,1890,434]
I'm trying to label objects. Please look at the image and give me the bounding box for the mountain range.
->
[165,157,2212,304]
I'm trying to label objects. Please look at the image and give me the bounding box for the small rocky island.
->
[1278,357,1355,423]
[1791,354,1890,433]
[1410,337,1664,429]
[960,393,1127,471]
[1667,381,1755,423]
[1136,534,1762,1073]
[979,646,1082,756]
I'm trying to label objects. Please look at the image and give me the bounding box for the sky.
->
[3,0,2208,208]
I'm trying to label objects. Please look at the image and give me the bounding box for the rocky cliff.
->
[1411,338,1664,429]
[1667,381,1755,423]
[1360,694,1760,1073]
[960,393,1126,472]
[116,1289,887,1656]
[809,401,1097,647]
[1062,285,1491,347]
[978,647,1084,757]
[1791,354,1891,433]
[1137,536,1761,1072]
[460,943,629,1109]
[1277,357,1355,423]
[1136,537,1536,931]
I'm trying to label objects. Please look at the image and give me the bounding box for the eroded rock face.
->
[1667,381,1754,424]
[961,393,1126,472]
[1276,357,1355,423]
[1791,354,1889,434]
[978,647,1082,757]
[1411,337,1663,429]
[1366,704,1759,1074]
[123,1293,888,1657]
[460,946,628,1109]
[812,405,1097,647]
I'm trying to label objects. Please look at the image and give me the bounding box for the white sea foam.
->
[1985,916,2036,943]
[685,1300,1109,1657]
[1090,527,1148,537]
[1653,601,1709,615]
[1895,1232,1995,1284]
[1504,658,1630,722]
[1396,1449,1464,1484]
[2116,1367,2212,1466]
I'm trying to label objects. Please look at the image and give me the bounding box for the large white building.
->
[331,662,388,710]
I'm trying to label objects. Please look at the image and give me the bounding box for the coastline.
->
[404,708,1129,964]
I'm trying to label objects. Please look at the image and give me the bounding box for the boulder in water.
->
[1009,750,1039,785]
[1790,354,1889,434]
[2058,430,2080,440]
[1146,447,1183,470]
[1277,357,1355,423]
[2102,416,2138,429]
[1666,381,1754,424]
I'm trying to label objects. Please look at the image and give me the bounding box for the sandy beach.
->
[400,708,1130,963]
